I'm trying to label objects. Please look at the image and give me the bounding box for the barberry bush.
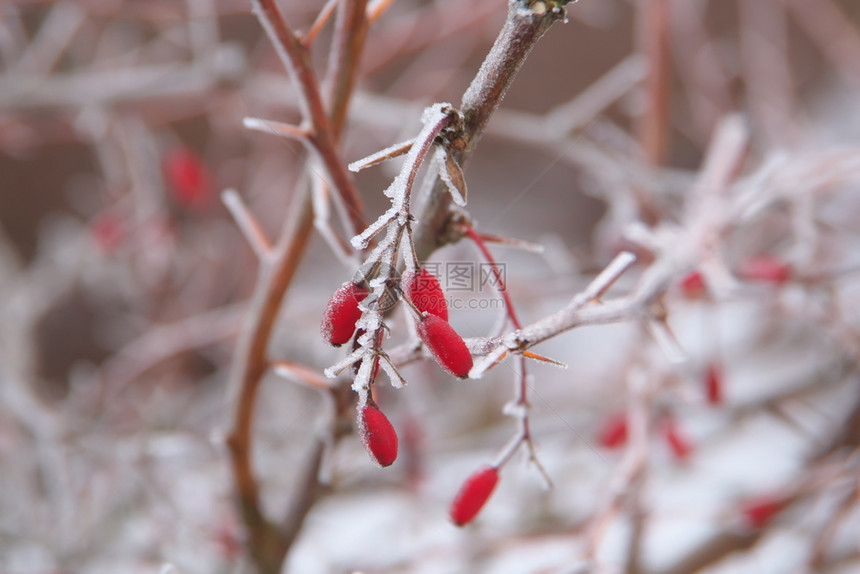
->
[2,0,860,573]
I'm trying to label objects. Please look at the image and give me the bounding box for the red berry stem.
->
[463,225,522,329]
[463,225,551,489]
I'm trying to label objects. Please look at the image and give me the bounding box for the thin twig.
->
[637,0,672,166]
[222,189,273,259]
[303,0,338,46]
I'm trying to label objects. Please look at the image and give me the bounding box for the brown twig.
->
[223,2,377,571]
[251,0,366,235]
[324,0,369,143]
[224,187,315,573]
[637,0,672,167]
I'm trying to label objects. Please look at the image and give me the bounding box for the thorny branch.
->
[468,115,749,367]
[223,0,371,571]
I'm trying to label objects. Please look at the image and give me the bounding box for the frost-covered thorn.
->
[378,354,408,388]
[348,138,415,172]
[351,206,397,250]
[323,347,366,379]
[469,231,544,253]
[468,344,509,379]
[520,350,567,369]
[436,147,468,206]
[242,117,308,141]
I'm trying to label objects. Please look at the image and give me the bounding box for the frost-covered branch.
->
[411,0,569,261]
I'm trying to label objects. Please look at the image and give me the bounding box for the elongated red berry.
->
[416,314,472,378]
[450,465,499,526]
[740,495,789,529]
[662,419,693,461]
[705,363,723,406]
[597,412,628,449]
[321,281,368,346]
[358,403,398,467]
[740,255,791,285]
[680,270,706,299]
[402,268,448,321]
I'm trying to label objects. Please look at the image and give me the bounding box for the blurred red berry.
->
[740,255,791,285]
[321,281,369,346]
[662,418,693,461]
[90,214,125,252]
[449,465,499,526]
[358,403,398,467]
[416,314,472,378]
[740,495,789,529]
[163,147,213,207]
[680,270,706,298]
[705,363,723,406]
[597,412,628,449]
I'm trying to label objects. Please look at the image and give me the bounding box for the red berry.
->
[90,214,125,252]
[402,268,448,321]
[705,363,723,406]
[740,495,788,529]
[597,412,628,449]
[321,281,369,346]
[358,403,398,467]
[449,465,499,526]
[163,147,213,207]
[662,418,693,461]
[416,314,473,378]
[680,270,706,299]
[740,256,791,285]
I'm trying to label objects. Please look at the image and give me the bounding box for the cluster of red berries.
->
[596,412,694,461]
[320,267,474,472]
[680,255,792,300]
[321,267,493,524]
